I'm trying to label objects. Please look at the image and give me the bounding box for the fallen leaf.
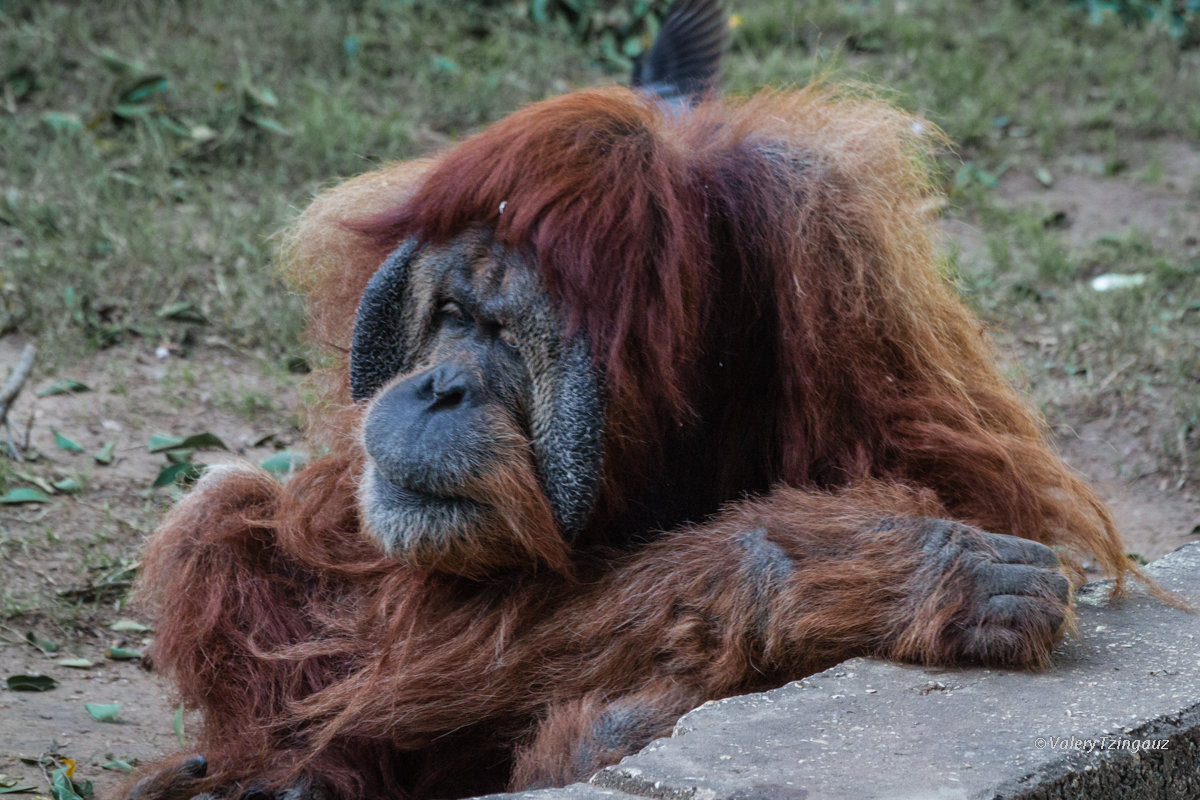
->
[189,124,217,142]
[245,114,291,136]
[0,774,37,794]
[151,461,203,488]
[85,702,121,722]
[156,301,208,324]
[50,428,84,453]
[55,658,93,669]
[0,782,38,794]
[25,632,58,654]
[14,472,55,494]
[94,442,116,465]
[40,111,83,134]
[105,647,142,661]
[36,380,91,397]
[109,619,151,633]
[48,765,82,800]
[146,433,182,452]
[0,488,51,505]
[51,478,81,494]
[6,674,57,692]
[261,450,306,476]
[117,74,167,105]
[148,432,227,453]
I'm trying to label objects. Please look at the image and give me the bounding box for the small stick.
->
[0,343,36,424]
[1,344,36,459]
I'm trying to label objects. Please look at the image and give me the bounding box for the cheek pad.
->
[351,237,422,402]
[532,331,605,539]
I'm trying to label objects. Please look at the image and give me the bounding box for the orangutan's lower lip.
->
[376,473,476,512]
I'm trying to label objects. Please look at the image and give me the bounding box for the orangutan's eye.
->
[438,301,471,326]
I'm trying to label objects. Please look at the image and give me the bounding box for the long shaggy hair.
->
[136,85,1135,799]
[284,85,1128,580]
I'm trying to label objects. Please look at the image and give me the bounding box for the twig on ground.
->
[0,344,36,459]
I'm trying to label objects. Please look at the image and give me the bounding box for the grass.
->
[1,0,602,362]
[729,1,1200,160]
[1,0,1197,469]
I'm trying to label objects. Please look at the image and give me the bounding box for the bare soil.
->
[0,169,1197,799]
[0,339,300,797]
[997,142,1200,254]
[985,147,1200,560]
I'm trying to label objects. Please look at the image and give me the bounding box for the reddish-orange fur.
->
[128,85,1132,800]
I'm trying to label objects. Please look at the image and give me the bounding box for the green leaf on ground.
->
[51,428,84,452]
[105,647,142,661]
[85,702,121,722]
[40,111,83,134]
[95,442,116,465]
[147,433,182,452]
[156,301,208,324]
[97,49,144,75]
[189,124,218,142]
[48,766,82,800]
[173,704,185,746]
[25,631,58,654]
[243,83,279,108]
[37,380,91,397]
[13,471,54,494]
[112,103,154,120]
[148,432,227,453]
[0,487,51,504]
[55,658,94,669]
[151,460,203,488]
[52,478,82,493]
[245,114,291,136]
[164,448,195,464]
[6,674,57,692]
[0,780,39,794]
[117,74,167,105]
[261,450,307,476]
[109,619,151,633]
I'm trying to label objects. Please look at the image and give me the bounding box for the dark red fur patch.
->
[357,91,710,425]
[351,87,1131,576]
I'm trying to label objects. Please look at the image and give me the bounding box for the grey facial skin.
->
[351,230,605,563]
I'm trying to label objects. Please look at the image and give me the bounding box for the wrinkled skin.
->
[353,232,603,577]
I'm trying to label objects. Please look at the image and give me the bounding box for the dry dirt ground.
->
[0,340,302,797]
[1,171,1197,799]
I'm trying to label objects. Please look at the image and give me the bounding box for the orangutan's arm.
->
[507,481,1070,787]
[540,481,1070,704]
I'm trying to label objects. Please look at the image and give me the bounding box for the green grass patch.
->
[0,0,609,361]
[727,0,1200,164]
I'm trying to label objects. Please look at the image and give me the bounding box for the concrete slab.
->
[478,783,645,800]
[589,543,1200,800]
[483,543,1200,800]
